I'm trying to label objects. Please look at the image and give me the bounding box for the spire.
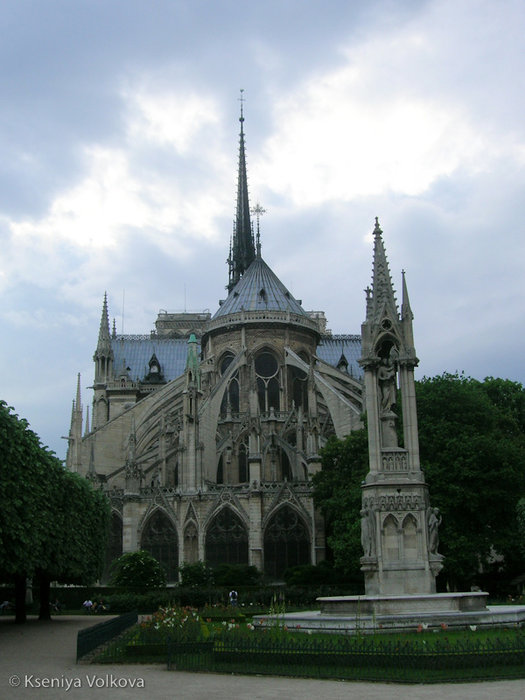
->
[367,218,398,324]
[401,269,416,355]
[401,269,413,321]
[97,292,111,350]
[75,372,82,413]
[228,90,255,292]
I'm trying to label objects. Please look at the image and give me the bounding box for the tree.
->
[312,430,369,584]
[312,375,525,594]
[417,374,525,591]
[0,401,110,622]
[110,551,166,590]
[36,470,110,619]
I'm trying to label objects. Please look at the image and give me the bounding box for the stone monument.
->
[357,217,444,597]
[257,219,525,632]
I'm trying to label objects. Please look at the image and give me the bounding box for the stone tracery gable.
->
[138,494,178,536]
[263,481,312,533]
[184,501,199,525]
[203,489,250,530]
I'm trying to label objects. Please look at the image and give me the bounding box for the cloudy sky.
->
[1,0,524,458]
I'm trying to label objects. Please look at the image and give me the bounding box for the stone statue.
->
[377,356,397,413]
[361,507,376,557]
[427,507,442,555]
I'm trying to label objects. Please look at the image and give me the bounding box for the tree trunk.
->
[14,574,26,624]
[38,571,51,620]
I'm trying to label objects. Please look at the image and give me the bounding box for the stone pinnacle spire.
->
[97,292,111,351]
[228,90,255,292]
[367,217,398,324]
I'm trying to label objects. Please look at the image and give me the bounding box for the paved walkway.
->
[1,615,525,699]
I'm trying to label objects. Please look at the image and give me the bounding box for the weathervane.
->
[239,88,245,122]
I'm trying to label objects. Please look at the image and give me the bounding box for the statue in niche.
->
[377,352,397,414]
[361,507,376,557]
[427,507,442,554]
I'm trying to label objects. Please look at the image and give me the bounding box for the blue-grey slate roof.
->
[112,337,191,383]
[317,336,363,379]
[213,256,306,318]
[111,333,362,384]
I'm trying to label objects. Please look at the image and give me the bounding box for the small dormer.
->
[336,352,349,374]
[144,352,164,384]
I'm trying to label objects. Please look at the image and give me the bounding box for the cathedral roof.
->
[317,335,363,378]
[213,256,307,319]
[112,337,192,383]
[109,332,362,384]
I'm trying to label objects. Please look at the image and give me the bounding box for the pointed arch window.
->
[264,505,310,578]
[289,366,308,410]
[216,455,224,484]
[220,352,240,415]
[141,510,179,582]
[255,351,280,412]
[238,443,248,483]
[205,507,248,568]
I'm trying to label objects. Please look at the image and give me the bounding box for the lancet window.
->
[219,352,240,415]
[141,510,179,582]
[255,351,280,412]
[264,505,310,578]
[205,507,248,568]
[289,365,308,410]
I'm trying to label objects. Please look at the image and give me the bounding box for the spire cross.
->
[251,202,266,257]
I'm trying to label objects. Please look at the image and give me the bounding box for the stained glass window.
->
[264,505,310,578]
[205,507,248,568]
[141,510,179,582]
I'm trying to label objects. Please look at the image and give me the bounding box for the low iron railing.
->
[76,611,138,661]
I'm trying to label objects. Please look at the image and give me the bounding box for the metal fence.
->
[76,612,138,661]
[164,636,525,683]
[87,625,525,683]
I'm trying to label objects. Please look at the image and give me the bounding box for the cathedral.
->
[66,106,410,583]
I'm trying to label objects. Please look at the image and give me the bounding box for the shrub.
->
[110,551,166,590]
[213,564,261,587]
[178,561,214,588]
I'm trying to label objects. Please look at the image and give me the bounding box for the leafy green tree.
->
[0,401,110,622]
[0,401,62,621]
[417,374,525,591]
[110,550,166,590]
[178,561,214,587]
[312,430,369,583]
[36,471,110,619]
[312,375,525,593]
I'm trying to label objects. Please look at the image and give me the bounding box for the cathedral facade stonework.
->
[66,112,402,582]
